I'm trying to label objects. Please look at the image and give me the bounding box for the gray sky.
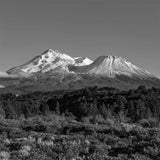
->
[0,0,160,76]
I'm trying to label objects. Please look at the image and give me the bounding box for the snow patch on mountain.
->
[74,57,93,66]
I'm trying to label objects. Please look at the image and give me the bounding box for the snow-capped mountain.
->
[7,49,93,74]
[69,55,154,78]
[1,49,159,93]
[7,49,154,79]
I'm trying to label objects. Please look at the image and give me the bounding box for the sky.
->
[0,0,160,76]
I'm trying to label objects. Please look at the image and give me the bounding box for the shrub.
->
[0,151,10,160]
[138,118,158,128]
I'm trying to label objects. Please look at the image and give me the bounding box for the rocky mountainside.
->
[0,49,159,93]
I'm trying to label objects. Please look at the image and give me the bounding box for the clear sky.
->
[0,0,160,76]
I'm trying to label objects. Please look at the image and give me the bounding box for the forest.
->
[0,85,160,122]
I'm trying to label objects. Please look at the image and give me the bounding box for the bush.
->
[138,118,158,128]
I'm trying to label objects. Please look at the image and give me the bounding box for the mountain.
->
[8,49,93,75]
[7,49,154,78]
[68,55,154,78]
[0,49,159,93]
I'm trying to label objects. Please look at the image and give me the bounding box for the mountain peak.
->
[41,49,73,60]
[89,55,154,77]
[107,55,117,58]
[43,48,54,53]
[42,48,59,53]
[92,55,117,64]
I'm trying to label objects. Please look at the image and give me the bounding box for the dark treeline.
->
[0,86,160,122]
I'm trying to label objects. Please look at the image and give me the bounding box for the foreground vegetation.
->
[0,114,160,160]
[0,86,160,159]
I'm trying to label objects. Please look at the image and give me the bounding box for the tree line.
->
[0,86,160,122]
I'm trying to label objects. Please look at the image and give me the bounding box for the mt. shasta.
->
[8,49,154,78]
[0,49,159,92]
